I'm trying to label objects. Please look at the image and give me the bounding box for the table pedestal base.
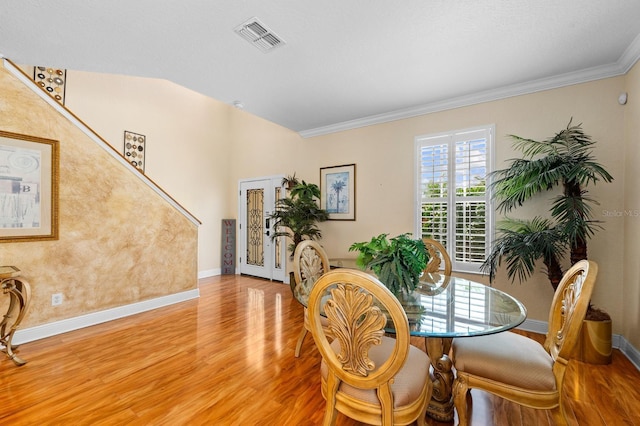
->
[0,267,31,366]
[426,337,454,422]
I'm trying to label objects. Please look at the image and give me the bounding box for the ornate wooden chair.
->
[308,269,433,425]
[423,238,452,277]
[451,260,598,426]
[292,240,331,357]
[420,238,452,297]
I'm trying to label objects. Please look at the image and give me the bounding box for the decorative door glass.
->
[246,188,264,267]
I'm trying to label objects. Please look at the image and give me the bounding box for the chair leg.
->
[323,375,339,426]
[294,326,308,357]
[452,375,470,426]
[550,404,568,426]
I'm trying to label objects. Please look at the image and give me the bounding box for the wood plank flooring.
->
[1,274,638,425]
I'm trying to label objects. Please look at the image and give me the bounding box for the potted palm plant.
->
[269,180,329,257]
[482,119,614,364]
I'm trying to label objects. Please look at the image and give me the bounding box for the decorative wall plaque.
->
[123,130,146,172]
[33,66,67,105]
[221,219,236,274]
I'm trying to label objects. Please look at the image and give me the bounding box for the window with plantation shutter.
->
[415,125,494,273]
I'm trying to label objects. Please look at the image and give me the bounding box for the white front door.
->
[238,177,286,282]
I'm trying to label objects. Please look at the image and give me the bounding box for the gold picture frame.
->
[0,130,59,242]
[320,163,356,221]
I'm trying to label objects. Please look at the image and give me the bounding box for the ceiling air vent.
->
[234,17,285,53]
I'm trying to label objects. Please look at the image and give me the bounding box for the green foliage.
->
[349,233,429,295]
[484,217,566,284]
[483,119,613,293]
[270,180,329,255]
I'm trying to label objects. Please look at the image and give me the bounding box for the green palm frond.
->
[492,119,613,214]
[481,217,566,283]
[269,182,329,256]
[550,192,601,244]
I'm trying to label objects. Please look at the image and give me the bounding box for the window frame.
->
[414,124,495,274]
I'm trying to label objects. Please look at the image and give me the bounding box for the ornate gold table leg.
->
[425,337,454,422]
[0,269,31,366]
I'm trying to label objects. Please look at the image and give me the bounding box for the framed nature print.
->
[320,163,356,221]
[0,130,59,242]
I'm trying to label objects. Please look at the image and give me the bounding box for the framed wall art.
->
[0,130,59,242]
[320,163,356,221]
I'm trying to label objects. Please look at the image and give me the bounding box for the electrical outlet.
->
[51,293,63,306]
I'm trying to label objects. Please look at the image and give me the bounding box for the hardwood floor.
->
[1,274,638,425]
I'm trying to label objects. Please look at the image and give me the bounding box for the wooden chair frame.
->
[292,240,331,357]
[308,269,432,426]
[452,260,598,426]
[422,238,452,276]
[420,238,452,297]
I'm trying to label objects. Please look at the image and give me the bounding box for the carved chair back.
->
[544,259,597,362]
[422,238,452,276]
[308,269,410,390]
[292,240,330,301]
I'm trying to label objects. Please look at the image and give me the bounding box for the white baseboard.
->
[618,335,640,371]
[198,269,220,279]
[517,319,639,371]
[13,288,200,345]
[518,318,548,335]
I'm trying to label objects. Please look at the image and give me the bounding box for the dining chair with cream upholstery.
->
[308,269,433,426]
[292,240,331,357]
[451,260,598,426]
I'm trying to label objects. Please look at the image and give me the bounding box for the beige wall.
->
[64,69,306,276]
[64,70,234,275]
[302,77,626,329]
[624,62,640,348]
[0,64,198,328]
[6,58,636,347]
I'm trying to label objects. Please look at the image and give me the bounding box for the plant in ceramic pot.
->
[481,119,614,363]
[349,233,429,295]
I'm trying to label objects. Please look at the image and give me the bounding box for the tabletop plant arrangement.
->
[481,119,614,363]
[348,233,429,296]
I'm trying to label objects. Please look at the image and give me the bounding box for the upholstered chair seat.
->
[452,332,556,391]
[321,337,431,409]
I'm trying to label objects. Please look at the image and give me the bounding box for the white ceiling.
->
[2,1,640,137]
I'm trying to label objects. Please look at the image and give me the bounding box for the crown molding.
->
[619,32,640,73]
[300,39,640,139]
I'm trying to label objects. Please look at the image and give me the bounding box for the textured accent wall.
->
[0,65,198,328]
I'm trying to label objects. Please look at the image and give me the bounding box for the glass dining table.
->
[302,259,528,422]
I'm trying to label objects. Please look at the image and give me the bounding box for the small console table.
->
[0,266,31,366]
